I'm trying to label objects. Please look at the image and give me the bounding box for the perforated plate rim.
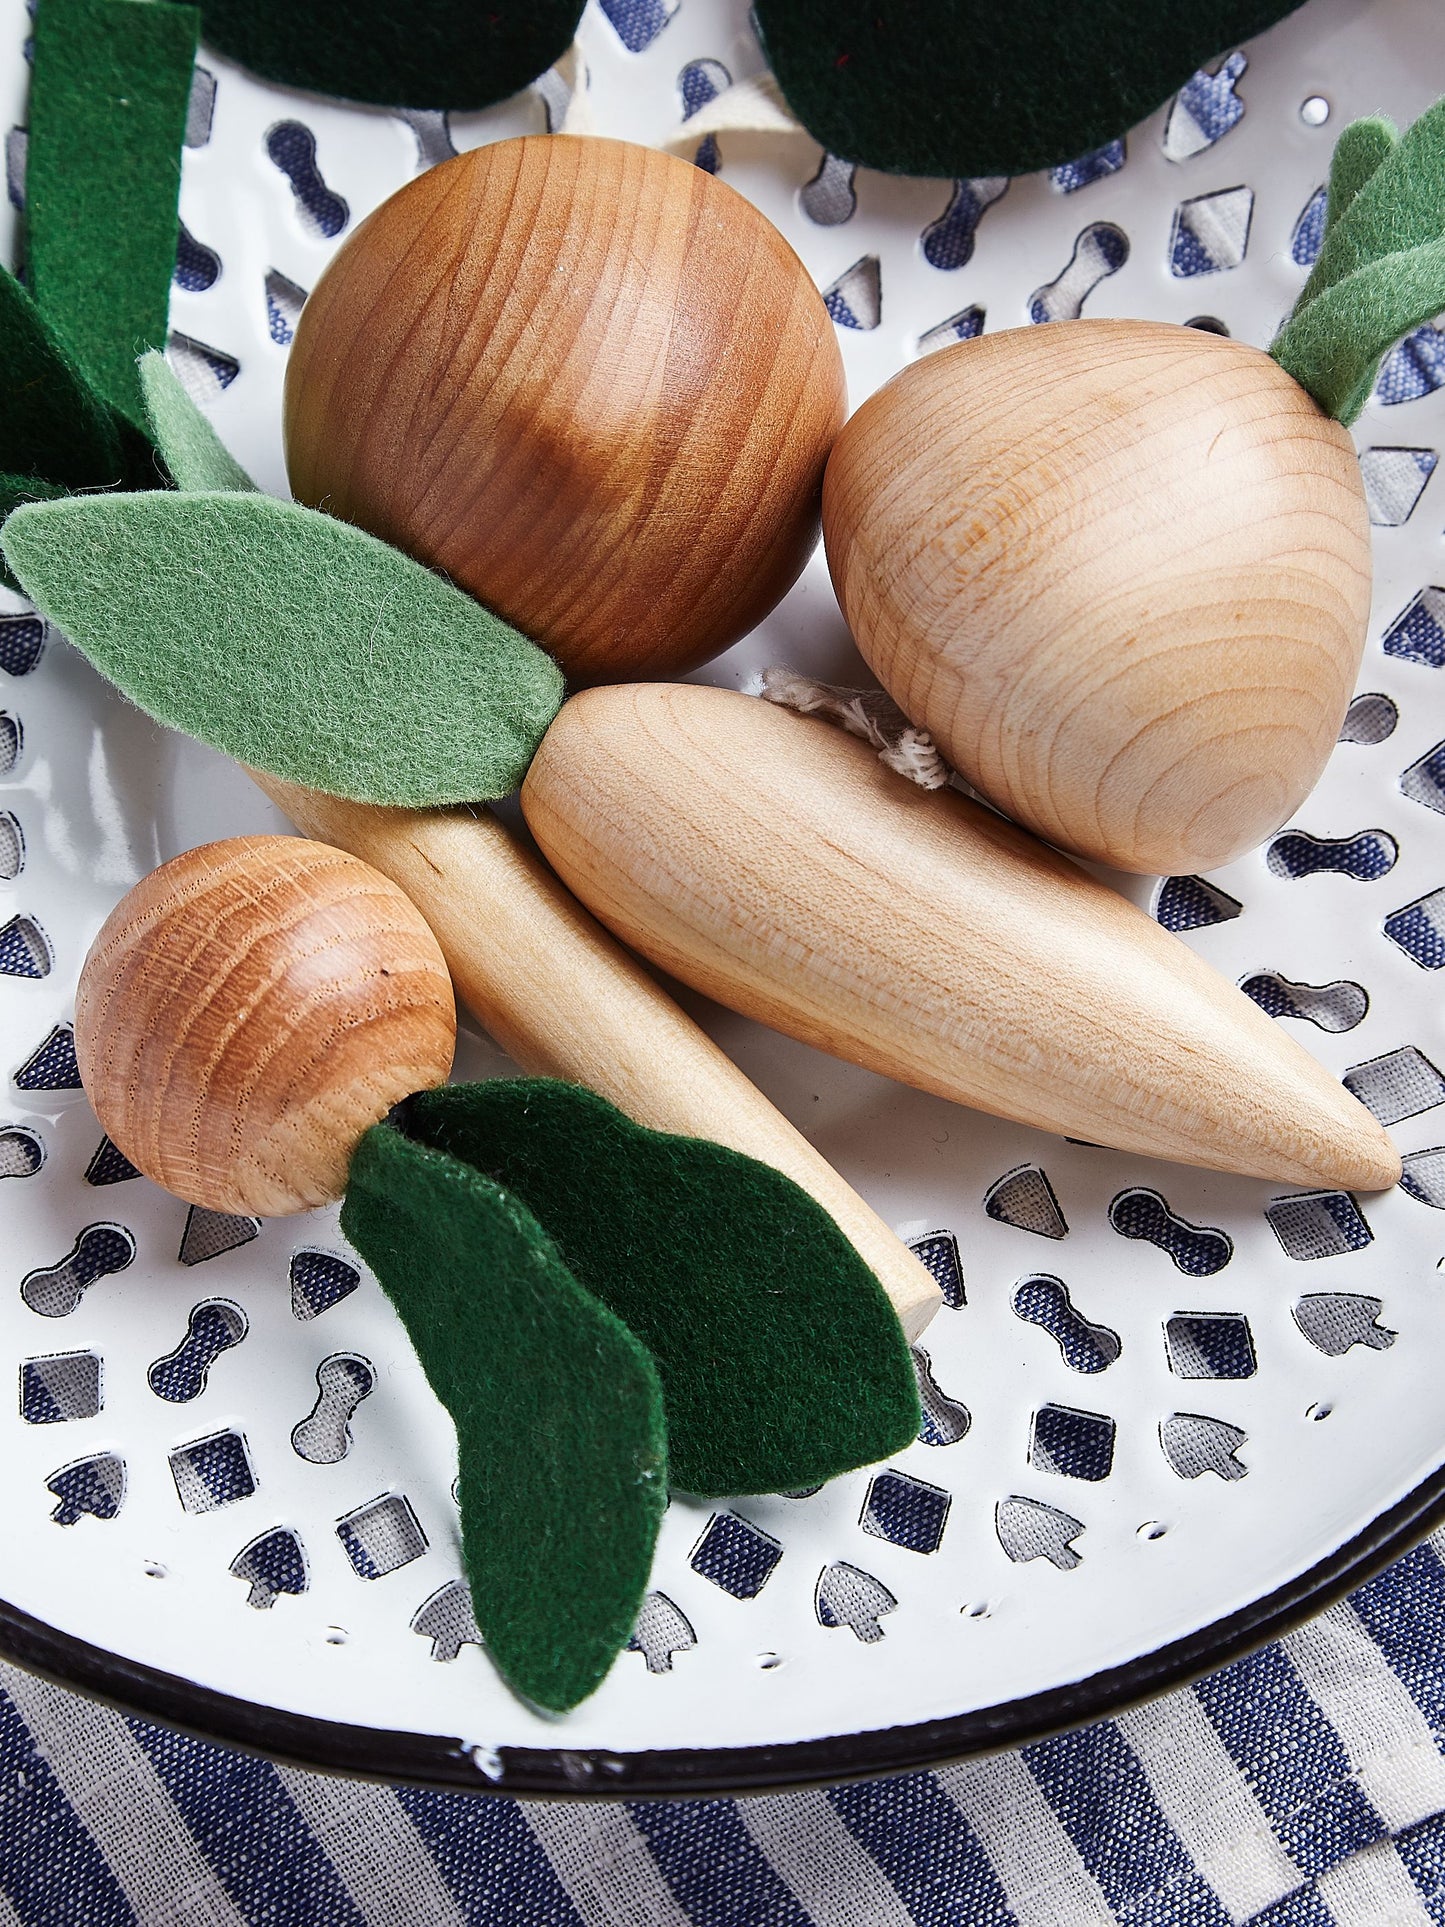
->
[0,1462,1440,1797]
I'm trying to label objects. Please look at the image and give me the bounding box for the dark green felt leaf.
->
[0,265,127,493]
[27,0,201,429]
[752,0,1303,179]
[342,1123,667,1714]
[0,491,564,805]
[401,1080,922,1498]
[199,0,584,110]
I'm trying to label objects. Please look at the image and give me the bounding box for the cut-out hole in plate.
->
[0,916,51,979]
[1399,1148,1445,1208]
[861,1470,951,1553]
[21,1350,101,1423]
[1266,1192,1373,1261]
[0,1125,43,1178]
[1339,692,1397,745]
[148,1301,247,1402]
[995,1496,1083,1569]
[230,1527,307,1610]
[1400,740,1445,814]
[1384,889,1445,969]
[291,1354,375,1464]
[1241,971,1369,1030]
[1384,586,1445,666]
[179,1206,260,1267]
[0,811,24,880]
[816,1563,896,1642]
[1266,829,1397,882]
[921,177,1008,272]
[1169,185,1253,275]
[1165,1313,1257,1380]
[84,1136,140,1186]
[48,1452,124,1525]
[1029,1405,1115,1482]
[1343,1045,1445,1124]
[21,1224,135,1318]
[169,1429,257,1514]
[264,120,348,238]
[1050,140,1126,193]
[291,1249,360,1321]
[908,1230,964,1308]
[414,1579,484,1662]
[822,256,881,331]
[1012,1276,1119,1372]
[14,1023,80,1091]
[912,1347,970,1444]
[1293,1294,1396,1356]
[1029,222,1128,322]
[985,1164,1067,1238]
[0,615,44,678]
[1109,1189,1232,1275]
[1153,875,1242,932]
[689,1513,783,1599]
[1359,446,1437,525]
[1163,51,1247,161]
[336,1492,426,1579]
[1161,1414,1248,1481]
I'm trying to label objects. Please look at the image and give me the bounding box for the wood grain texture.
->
[283,134,846,685]
[521,683,1400,1190]
[75,836,456,1216]
[253,774,942,1339]
[823,320,1373,875]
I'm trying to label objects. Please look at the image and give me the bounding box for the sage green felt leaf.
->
[402,1079,922,1497]
[27,0,201,429]
[1296,97,1445,311]
[138,353,256,493]
[0,491,564,805]
[342,1123,667,1714]
[1324,116,1397,241]
[1274,237,1445,424]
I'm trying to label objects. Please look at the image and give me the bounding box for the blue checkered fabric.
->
[7,1531,1445,1922]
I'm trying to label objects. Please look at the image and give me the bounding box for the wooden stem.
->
[250,773,941,1339]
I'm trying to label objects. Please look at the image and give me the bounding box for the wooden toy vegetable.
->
[75,836,456,1214]
[283,135,846,685]
[822,104,1445,875]
[521,682,1400,1191]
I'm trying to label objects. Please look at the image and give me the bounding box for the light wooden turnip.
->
[822,320,1373,876]
[521,682,1399,1191]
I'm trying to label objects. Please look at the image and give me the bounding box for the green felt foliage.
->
[0,267,164,590]
[27,0,200,430]
[1273,98,1445,423]
[401,1080,921,1497]
[138,352,256,493]
[198,0,585,110]
[342,1123,667,1713]
[751,0,1302,179]
[0,491,564,806]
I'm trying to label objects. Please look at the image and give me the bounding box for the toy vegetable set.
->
[4,0,1445,1780]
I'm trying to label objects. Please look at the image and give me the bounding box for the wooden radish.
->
[520,683,1401,1191]
[822,321,1372,876]
[252,773,943,1339]
[283,135,846,686]
[75,837,456,1216]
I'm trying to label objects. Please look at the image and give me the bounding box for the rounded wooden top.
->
[823,319,1373,875]
[75,836,456,1216]
[284,135,846,685]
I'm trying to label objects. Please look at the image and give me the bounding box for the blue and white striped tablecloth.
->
[7,1527,1445,1924]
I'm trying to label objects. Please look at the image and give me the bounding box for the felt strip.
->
[1272,236,1445,424]
[1296,97,1445,313]
[400,1080,922,1498]
[138,352,255,493]
[341,1123,666,1713]
[27,0,201,429]
[0,491,564,806]
[749,0,1304,179]
[197,0,585,111]
[1324,116,1397,241]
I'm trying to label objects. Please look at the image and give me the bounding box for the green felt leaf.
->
[342,1124,667,1713]
[1273,236,1445,424]
[0,477,70,593]
[402,1080,922,1497]
[1295,97,1445,313]
[27,0,201,429]
[138,352,256,493]
[0,265,126,492]
[751,0,1303,178]
[0,491,564,806]
[1323,116,1397,244]
[198,0,585,111]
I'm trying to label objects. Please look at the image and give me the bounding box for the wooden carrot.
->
[520,682,1400,1192]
